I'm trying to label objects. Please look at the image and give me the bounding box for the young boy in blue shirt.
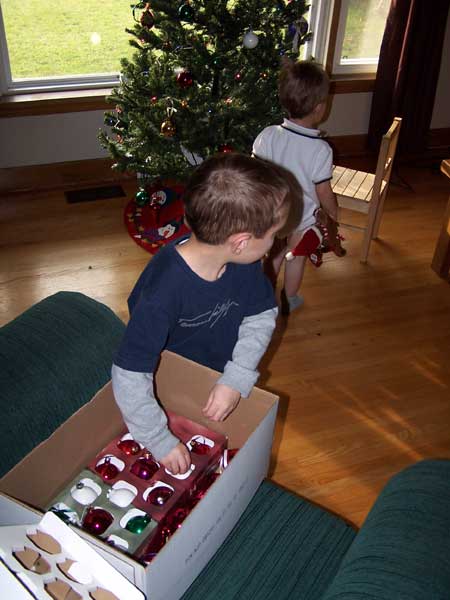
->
[112,153,301,475]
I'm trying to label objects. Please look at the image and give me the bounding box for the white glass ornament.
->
[243,30,259,49]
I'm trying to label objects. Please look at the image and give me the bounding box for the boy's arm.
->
[111,364,179,461]
[316,179,339,221]
[217,307,278,398]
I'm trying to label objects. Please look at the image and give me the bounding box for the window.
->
[0,1,134,94]
[0,0,389,99]
[329,0,391,74]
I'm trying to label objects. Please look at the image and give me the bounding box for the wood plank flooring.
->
[1,164,450,527]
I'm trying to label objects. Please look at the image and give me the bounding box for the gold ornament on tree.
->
[160,106,176,137]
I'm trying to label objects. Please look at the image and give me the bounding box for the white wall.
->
[0,94,373,169]
[0,110,107,168]
[323,92,373,136]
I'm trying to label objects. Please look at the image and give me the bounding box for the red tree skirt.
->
[124,182,190,255]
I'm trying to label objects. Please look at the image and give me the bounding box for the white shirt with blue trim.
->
[253,118,333,232]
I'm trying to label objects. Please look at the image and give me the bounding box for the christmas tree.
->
[99,0,311,188]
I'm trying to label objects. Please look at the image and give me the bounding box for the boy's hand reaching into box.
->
[161,442,191,475]
[203,384,241,422]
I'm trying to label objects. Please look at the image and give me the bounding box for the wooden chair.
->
[332,117,402,263]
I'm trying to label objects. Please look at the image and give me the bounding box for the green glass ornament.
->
[179,3,195,22]
[135,188,150,206]
[126,513,152,534]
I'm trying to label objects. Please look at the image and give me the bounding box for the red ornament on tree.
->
[176,70,193,88]
[218,144,234,153]
[140,9,155,29]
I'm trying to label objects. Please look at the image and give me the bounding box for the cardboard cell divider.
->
[85,411,227,524]
[0,511,144,600]
[47,469,158,555]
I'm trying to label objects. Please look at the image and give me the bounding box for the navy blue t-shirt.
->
[114,237,276,374]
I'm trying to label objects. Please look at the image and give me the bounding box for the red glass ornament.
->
[218,144,234,154]
[166,506,189,530]
[176,70,193,88]
[190,439,210,455]
[190,471,219,506]
[141,525,172,563]
[95,457,119,481]
[150,95,158,104]
[82,507,113,535]
[234,72,242,82]
[117,438,140,456]
[146,486,174,506]
[130,454,159,480]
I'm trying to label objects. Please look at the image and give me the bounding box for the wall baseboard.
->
[0,158,132,197]
[1,129,449,196]
[427,127,450,152]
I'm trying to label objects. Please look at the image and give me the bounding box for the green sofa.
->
[1,292,450,599]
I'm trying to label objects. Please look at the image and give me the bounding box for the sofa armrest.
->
[0,292,125,477]
[322,459,450,600]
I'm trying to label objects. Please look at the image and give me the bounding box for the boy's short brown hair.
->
[183,153,302,245]
[279,59,329,119]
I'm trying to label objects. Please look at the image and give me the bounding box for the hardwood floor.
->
[1,164,450,527]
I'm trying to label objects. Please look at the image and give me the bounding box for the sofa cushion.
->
[322,459,450,600]
[0,292,125,477]
[181,480,356,600]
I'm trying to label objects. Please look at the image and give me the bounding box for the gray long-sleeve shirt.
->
[111,307,277,460]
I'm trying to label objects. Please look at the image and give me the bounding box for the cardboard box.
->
[0,351,278,600]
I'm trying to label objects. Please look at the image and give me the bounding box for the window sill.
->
[330,74,375,94]
[0,88,112,118]
[0,76,375,118]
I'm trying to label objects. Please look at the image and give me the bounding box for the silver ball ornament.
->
[243,30,259,49]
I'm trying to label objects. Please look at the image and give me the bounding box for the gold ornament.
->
[160,118,176,137]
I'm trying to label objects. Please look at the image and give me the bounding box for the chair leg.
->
[360,228,372,263]
[360,197,382,263]
[372,189,388,239]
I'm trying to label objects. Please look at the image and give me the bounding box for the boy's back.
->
[253,119,332,231]
[252,59,338,315]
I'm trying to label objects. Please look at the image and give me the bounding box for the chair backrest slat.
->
[370,117,402,200]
